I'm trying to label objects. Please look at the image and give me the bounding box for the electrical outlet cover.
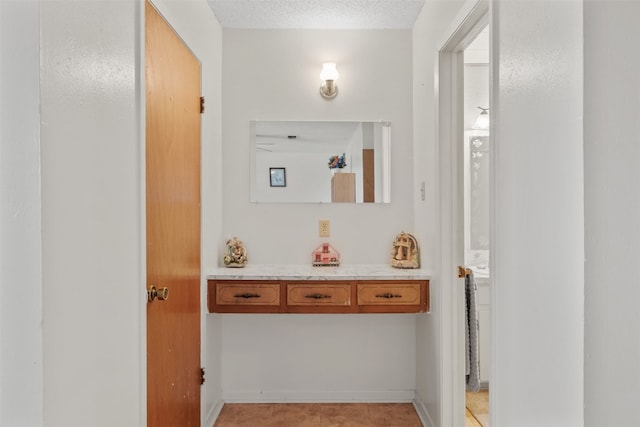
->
[319,220,330,237]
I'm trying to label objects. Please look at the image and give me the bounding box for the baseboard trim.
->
[204,400,224,427]
[412,397,435,427]
[222,389,416,403]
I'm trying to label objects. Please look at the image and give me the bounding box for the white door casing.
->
[437,1,490,425]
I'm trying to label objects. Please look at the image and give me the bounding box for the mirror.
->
[464,132,490,262]
[250,121,391,203]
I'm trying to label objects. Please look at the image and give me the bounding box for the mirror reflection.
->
[250,121,391,203]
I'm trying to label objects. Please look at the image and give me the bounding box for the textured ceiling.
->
[207,0,426,29]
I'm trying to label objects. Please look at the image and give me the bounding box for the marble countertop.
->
[207,264,431,281]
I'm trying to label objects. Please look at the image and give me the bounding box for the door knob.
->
[147,286,169,302]
[457,266,472,278]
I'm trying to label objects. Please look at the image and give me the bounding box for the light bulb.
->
[473,107,489,130]
[320,63,339,81]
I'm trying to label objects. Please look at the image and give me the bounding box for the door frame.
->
[437,0,490,425]
[139,0,148,424]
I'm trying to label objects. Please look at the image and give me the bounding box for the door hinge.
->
[200,96,205,114]
[200,367,205,385]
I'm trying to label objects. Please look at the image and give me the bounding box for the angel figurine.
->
[223,236,248,267]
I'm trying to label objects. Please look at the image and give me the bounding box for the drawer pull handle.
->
[305,293,331,299]
[234,293,261,299]
[376,293,402,299]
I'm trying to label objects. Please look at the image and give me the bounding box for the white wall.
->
[221,314,416,402]
[40,1,143,425]
[0,1,43,425]
[222,29,414,265]
[464,65,489,132]
[491,1,584,426]
[219,29,417,402]
[255,152,333,202]
[412,1,465,425]
[583,2,640,426]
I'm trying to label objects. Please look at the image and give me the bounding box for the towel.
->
[465,271,481,392]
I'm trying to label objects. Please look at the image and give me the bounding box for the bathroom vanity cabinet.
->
[207,265,430,314]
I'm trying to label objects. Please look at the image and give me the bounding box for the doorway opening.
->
[462,25,490,427]
[436,1,490,426]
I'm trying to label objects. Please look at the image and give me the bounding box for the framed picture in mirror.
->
[269,167,286,187]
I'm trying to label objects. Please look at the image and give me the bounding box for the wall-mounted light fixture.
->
[319,62,339,99]
[473,107,490,130]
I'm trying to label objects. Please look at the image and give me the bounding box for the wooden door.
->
[145,1,201,425]
[362,148,375,203]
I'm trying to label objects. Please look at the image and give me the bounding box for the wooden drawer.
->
[215,282,280,306]
[357,282,423,305]
[208,278,429,314]
[287,283,351,306]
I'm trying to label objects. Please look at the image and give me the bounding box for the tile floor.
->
[213,403,423,427]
